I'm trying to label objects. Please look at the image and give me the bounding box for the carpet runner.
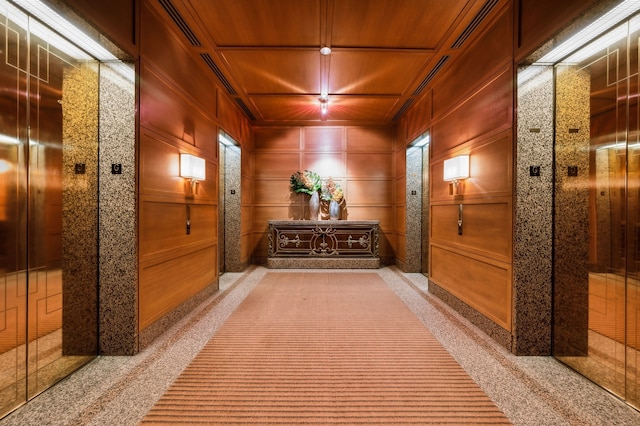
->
[141,272,510,425]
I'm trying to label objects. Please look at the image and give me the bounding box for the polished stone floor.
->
[2,266,640,425]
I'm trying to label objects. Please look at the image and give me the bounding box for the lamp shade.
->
[180,153,206,180]
[443,155,469,181]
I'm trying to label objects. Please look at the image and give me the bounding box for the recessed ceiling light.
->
[320,46,332,55]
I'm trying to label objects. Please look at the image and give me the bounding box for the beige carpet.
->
[141,272,510,425]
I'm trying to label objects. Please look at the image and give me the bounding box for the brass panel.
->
[430,245,512,331]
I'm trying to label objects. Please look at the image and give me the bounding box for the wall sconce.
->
[180,153,206,194]
[443,154,469,195]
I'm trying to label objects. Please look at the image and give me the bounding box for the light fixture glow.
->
[180,154,206,180]
[319,95,329,115]
[534,0,640,64]
[9,0,118,61]
[411,133,430,147]
[320,46,332,55]
[443,155,469,182]
[218,133,236,146]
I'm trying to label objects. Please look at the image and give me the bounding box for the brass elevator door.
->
[0,5,98,417]
[553,15,640,410]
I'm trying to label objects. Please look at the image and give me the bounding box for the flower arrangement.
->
[290,170,321,195]
[321,177,344,202]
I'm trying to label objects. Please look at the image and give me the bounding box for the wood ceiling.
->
[159,0,504,126]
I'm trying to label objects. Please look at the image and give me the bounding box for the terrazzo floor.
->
[2,266,640,425]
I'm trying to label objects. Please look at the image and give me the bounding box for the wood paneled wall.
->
[251,126,397,264]
[399,2,514,334]
[138,1,251,333]
[429,4,514,333]
[515,0,603,62]
[59,0,138,57]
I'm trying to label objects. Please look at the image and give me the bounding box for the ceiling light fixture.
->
[320,46,332,55]
[533,0,640,64]
[319,95,329,115]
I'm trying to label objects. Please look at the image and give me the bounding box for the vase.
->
[309,191,320,220]
[329,200,340,220]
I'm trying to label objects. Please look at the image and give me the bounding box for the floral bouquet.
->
[321,177,344,202]
[290,170,321,195]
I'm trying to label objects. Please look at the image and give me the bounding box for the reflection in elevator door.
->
[0,6,98,417]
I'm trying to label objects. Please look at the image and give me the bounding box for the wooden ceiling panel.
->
[329,50,433,94]
[164,0,505,125]
[251,95,397,123]
[220,50,320,94]
[331,0,470,48]
[188,0,321,47]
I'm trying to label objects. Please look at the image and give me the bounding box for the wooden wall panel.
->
[62,0,137,56]
[404,94,431,144]
[254,128,301,151]
[218,91,246,142]
[346,127,395,152]
[253,153,301,178]
[431,201,512,262]
[346,153,393,178]
[346,206,394,230]
[433,6,512,118]
[515,0,601,62]
[430,245,511,331]
[431,67,513,158]
[140,64,218,153]
[303,152,346,177]
[346,179,393,205]
[253,179,297,205]
[251,125,396,263]
[431,133,512,202]
[141,2,215,117]
[139,245,217,329]
[140,201,217,261]
[303,127,344,151]
[139,130,217,201]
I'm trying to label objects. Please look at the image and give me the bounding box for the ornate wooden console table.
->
[267,220,380,269]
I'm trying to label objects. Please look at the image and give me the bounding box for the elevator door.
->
[0,5,98,417]
[553,15,640,410]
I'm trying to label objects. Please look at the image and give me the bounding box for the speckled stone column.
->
[62,63,100,355]
[553,65,590,356]
[513,65,554,355]
[223,144,244,271]
[404,146,424,272]
[98,62,137,355]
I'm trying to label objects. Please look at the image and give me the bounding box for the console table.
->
[267,220,380,269]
